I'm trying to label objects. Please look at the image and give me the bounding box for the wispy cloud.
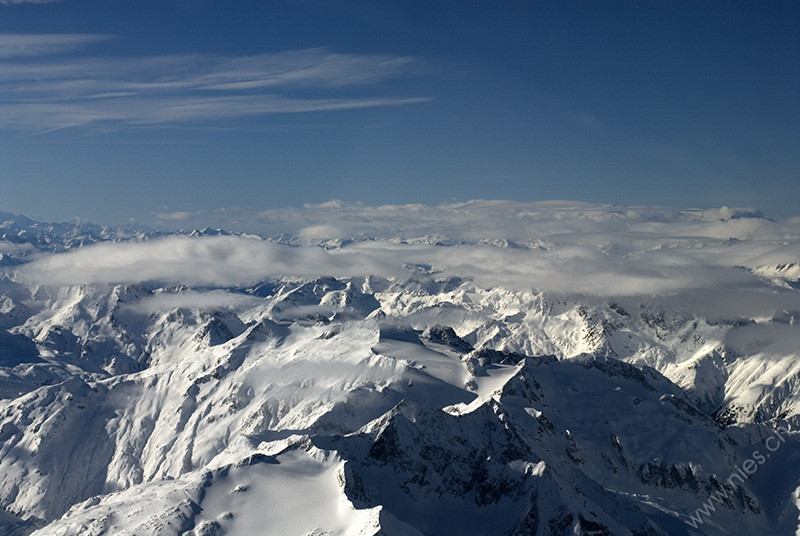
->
[126,289,263,314]
[155,210,195,222]
[0,0,63,5]
[0,94,432,129]
[0,36,431,130]
[0,33,111,57]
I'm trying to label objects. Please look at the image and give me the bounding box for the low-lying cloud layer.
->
[15,235,403,287]
[155,200,788,244]
[11,202,800,322]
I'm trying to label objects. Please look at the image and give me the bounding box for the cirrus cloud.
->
[0,33,112,57]
[0,0,63,5]
[0,36,431,130]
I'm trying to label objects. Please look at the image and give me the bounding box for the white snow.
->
[190,446,380,536]
[1,202,800,535]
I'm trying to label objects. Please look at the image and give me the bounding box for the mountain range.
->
[1,202,799,535]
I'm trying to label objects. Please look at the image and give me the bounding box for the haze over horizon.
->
[1,1,797,225]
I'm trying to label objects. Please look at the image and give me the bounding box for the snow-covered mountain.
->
[0,212,156,259]
[1,202,800,535]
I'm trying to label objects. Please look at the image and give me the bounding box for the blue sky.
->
[0,0,798,225]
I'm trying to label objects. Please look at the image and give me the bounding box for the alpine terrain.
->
[1,201,800,536]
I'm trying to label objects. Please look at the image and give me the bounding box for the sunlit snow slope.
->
[1,202,800,536]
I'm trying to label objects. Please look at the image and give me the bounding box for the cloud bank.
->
[13,202,800,323]
[155,200,793,249]
[0,37,430,129]
[15,235,406,288]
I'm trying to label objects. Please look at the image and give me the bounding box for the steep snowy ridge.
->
[0,277,790,535]
[0,205,799,535]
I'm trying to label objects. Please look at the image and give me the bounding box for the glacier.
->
[1,202,800,535]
